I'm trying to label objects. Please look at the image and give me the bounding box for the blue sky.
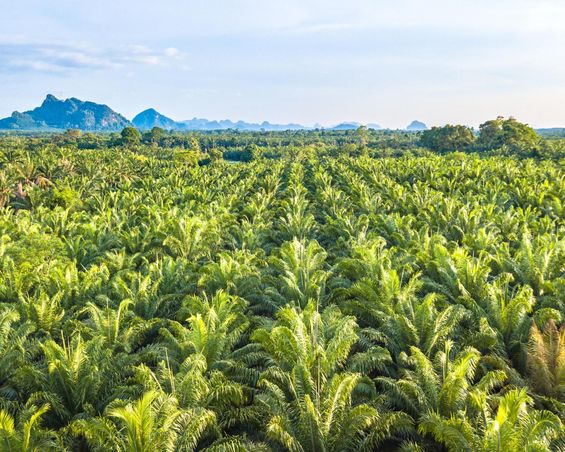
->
[1,0,564,128]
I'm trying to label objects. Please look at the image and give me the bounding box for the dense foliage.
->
[419,125,475,154]
[0,132,563,451]
[476,117,541,156]
[419,117,555,158]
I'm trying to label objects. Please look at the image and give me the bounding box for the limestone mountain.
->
[406,120,428,131]
[132,108,179,130]
[0,94,131,131]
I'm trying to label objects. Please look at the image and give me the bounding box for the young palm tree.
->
[378,341,508,450]
[419,389,562,451]
[499,230,564,297]
[109,273,168,320]
[134,353,257,436]
[197,250,262,303]
[0,307,33,408]
[254,301,412,451]
[267,238,329,309]
[81,299,146,352]
[0,172,11,208]
[0,404,58,451]
[28,334,129,428]
[526,319,565,402]
[162,214,219,262]
[17,291,65,336]
[161,291,250,371]
[276,185,316,241]
[339,265,467,358]
[462,274,535,368]
[73,390,216,452]
[420,242,491,304]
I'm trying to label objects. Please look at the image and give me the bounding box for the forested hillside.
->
[0,130,563,451]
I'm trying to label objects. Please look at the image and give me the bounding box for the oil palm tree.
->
[81,299,148,352]
[72,390,216,452]
[17,291,65,337]
[109,272,170,320]
[419,389,562,451]
[420,242,491,304]
[0,172,11,208]
[499,229,564,297]
[0,404,58,451]
[267,238,329,309]
[162,214,219,262]
[161,291,251,372]
[197,250,262,303]
[377,341,507,445]
[338,266,466,358]
[156,290,262,397]
[134,353,258,437]
[0,307,33,407]
[462,274,535,368]
[27,334,130,428]
[526,319,565,403]
[276,185,316,241]
[254,301,412,451]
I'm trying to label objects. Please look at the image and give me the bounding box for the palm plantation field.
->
[0,130,564,451]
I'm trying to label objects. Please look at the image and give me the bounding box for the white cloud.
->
[126,54,160,65]
[8,59,66,72]
[165,47,180,57]
[39,48,119,69]
[128,44,153,54]
[0,41,187,73]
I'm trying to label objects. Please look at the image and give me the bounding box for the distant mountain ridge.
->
[134,111,383,132]
[0,95,131,131]
[0,95,389,131]
[181,118,308,131]
[330,122,382,130]
[132,109,310,131]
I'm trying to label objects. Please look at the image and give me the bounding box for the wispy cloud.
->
[0,41,187,73]
[283,22,354,34]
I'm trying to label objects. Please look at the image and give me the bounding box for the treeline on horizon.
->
[1,116,564,162]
